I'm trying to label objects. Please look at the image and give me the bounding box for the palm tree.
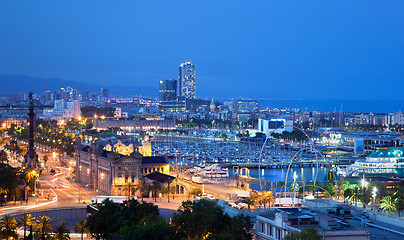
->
[189,187,202,199]
[380,196,397,215]
[151,181,162,202]
[25,168,39,183]
[0,149,8,163]
[137,178,150,201]
[74,219,88,240]
[342,182,354,203]
[53,220,70,240]
[0,215,18,239]
[43,155,49,166]
[395,197,404,217]
[25,168,39,194]
[36,216,53,240]
[257,190,275,209]
[0,187,8,207]
[122,181,136,200]
[245,195,256,209]
[19,213,35,239]
[11,185,22,204]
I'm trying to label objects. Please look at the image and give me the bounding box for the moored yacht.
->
[187,164,229,178]
[337,147,404,177]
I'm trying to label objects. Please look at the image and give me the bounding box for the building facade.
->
[255,208,370,240]
[41,99,81,123]
[159,98,186,112]
[159,79,177,102]
[234,100,259,113]
[258,118,294,135]
[75,141,170,196]
[93,117,176,131]
[179,61,196,99]
[0,118,27,128]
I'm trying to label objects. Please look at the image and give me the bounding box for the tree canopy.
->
[172,199,253,240]
[86,198,173,240]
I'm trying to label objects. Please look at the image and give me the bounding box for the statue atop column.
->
[23,92,39,168]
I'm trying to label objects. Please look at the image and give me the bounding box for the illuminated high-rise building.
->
[158,79,185,112]
[159,79,177,101]
[179,61,195,99]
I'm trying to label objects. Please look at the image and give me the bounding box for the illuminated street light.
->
[361,178,367,189]
[372,186,377,211]
[292,171,297,207]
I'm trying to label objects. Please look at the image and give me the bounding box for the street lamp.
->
[32,170,37,194]
[361,178,367,189]
[292,171,297,207]
[372,186,377,212]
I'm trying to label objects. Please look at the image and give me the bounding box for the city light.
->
[372,186,377,211]
[361,179,367,188]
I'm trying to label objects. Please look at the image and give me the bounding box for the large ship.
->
[187,164,229,178]
[337,147,404,177]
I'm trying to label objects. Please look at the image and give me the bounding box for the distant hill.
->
[0,75,157,97]
[0,75,96,94]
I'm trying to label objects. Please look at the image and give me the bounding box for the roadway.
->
[0,168,96,217]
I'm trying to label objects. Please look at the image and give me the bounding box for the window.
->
[260,222,264,233]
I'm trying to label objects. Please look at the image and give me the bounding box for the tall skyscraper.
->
[159,79,177,101]
[83,90,90,101]
[100,88,108,103]
[179,61,196,99]
[158,79,185,112]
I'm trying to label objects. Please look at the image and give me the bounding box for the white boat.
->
[337,147,404,177]
[188,164,229,178]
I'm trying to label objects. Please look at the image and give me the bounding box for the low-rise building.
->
[40,99,81,123]
[75,140,170,196]
[255,208,370,240]
[0,117,27,128]
[93,117,176,131]
[257,118,293,135]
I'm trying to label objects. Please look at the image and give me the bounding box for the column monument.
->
[23,92,39,168]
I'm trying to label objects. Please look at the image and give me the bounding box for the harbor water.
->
[228,166,331,191]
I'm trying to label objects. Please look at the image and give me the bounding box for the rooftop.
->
[143,171,175,183]
[141,156,168,165]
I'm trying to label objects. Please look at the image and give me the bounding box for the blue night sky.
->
[0,1,403,99]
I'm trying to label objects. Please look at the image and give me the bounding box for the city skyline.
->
[2,2,404,239]
[0,1,403,100]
